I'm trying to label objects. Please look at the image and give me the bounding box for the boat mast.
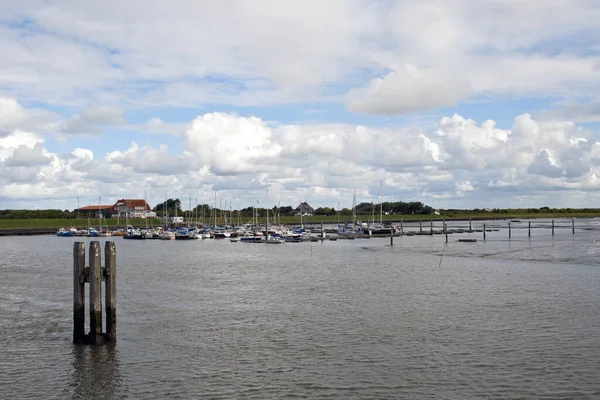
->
[379,180,383,224]
[352,189,356,226]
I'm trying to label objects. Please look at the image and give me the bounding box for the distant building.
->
[293,202,315,216]
[110,199,156,219]
[170,216,184,224]
[75,205,113,219]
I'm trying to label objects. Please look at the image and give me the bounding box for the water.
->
[2,219,600,399]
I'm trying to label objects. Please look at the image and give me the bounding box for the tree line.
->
[150,199,435,217]
[2,201,598,220]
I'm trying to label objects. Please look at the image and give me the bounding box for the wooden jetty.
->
[73,241,116,345]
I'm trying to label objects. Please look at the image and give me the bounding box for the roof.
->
[113,199,151,210]
[75,205,113,211]
[294,202,315,213]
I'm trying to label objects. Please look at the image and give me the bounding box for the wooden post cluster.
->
[73,241,117,345]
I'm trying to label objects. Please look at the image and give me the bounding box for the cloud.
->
[346,65,471,115]
[0,0,598,112]
[4,143,51,167]
[58,106,124,135]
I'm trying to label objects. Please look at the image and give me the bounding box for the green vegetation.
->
[2,207,600,230]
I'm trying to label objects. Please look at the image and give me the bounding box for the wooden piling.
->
[483,223,486,240]
[508,222,511,239]
[419,219,422,234]
[572,218,575,235]
[88,241,103,345]
[104,241,117,342]
[430,219,433,235]
[73,242,86,344]
[444,222,448,243]
[528,221,531,237]
[400,217,403,233]
[469,215,472,230]
[390,226,393,246]
[552,219,555,236]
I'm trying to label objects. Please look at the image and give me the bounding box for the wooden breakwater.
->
[0,228,57,236]
[73,241,116,345]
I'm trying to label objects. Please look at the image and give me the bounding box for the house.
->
[293,202,315,216]
[110,199,157,219]
[75,205,113,219]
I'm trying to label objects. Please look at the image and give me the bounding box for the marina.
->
[2,219,600,398]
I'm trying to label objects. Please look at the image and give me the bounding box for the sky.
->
[2,0,600,211]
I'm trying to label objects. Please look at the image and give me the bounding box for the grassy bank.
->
[1,212,600,230]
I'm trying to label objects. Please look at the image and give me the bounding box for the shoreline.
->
[0,214,596,237]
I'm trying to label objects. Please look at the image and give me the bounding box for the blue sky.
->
[1,0,600,210]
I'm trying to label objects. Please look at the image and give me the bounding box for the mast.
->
[379,180,383,224]
[214,191,217,228]
[352,189,356,225]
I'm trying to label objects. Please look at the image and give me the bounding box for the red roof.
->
[76,205,113,211]
[112,199,151,211]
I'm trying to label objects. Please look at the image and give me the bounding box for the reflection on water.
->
[1,219,600,398]
[70,344,126,400]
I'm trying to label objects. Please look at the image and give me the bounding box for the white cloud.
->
[346,65,471,115]
[0,1,598,110]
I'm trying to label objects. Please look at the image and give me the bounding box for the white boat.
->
[266,235,285,244]
[159,230,176,240]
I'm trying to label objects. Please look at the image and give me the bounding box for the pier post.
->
[321,221,324,239]
[552,219,555,236]
[104,241,117,342]
[528,221,531,237]
[469,215,472,230]
[390,226,393,246]
[444,222,448,243]
[400,217,403,233]
[508,222,511,239]
[419,219,422,234]
[430,219,433,235]
[483,223,486,240]
[89,241,103,345]
[572,218,575,235]
[73,242,86,344]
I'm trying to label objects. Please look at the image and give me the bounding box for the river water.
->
[1,219,600,399]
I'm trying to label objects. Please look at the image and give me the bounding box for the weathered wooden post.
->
[430,219,433,235]
[400,217,403,233]
[105,241,117,342]
[390,225,393,246]
[508,221,511,239]
[89,241,103,345]
[321,221,324,239]
[73,242,86,344]
[552,219,555,236]
[72,241,117,345]
[572,218,575,235]
[528,221,531,237]
[469,215,472,231]
[483,223,486,240]
[444,221,448,243]
[419,219,422,234]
